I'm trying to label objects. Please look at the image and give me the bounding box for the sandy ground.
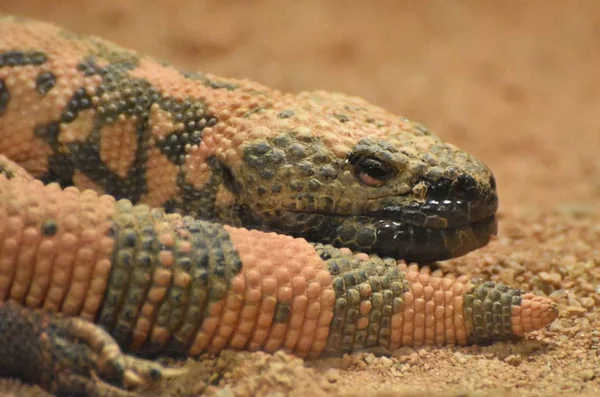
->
[0,1,599,396]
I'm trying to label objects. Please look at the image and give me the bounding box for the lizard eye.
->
[352,156,395,186]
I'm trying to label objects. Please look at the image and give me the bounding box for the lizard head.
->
[211,91,498,263]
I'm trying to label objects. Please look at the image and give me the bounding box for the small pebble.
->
[453,352,468,364]
[325,368,340,383]
[580,370,595,381]
[566,306,587,317]
[504,355,522,366]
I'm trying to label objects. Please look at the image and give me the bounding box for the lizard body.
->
[0,15,556,396]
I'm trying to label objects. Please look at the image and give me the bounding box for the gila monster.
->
[0,15,557,396]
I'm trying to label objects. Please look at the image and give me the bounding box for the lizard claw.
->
[120,356,188,388]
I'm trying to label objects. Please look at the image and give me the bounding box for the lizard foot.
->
[0,301,187,396]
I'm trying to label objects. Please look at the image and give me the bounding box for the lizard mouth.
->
[268,194,498,263]
[335,214,498,263]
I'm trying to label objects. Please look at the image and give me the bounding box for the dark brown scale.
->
[153,97,210,165]
[0,51,47,67]
[35,71,56,95]
[41,219,58,236]
[169,157,237,220]
[176,69,238,91]
[273,302,291,323]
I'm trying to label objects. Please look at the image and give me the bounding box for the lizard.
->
[0,15,558,396]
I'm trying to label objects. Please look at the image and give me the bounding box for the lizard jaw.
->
[268,211,497,263]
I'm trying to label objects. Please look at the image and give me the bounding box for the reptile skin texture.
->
[0,15,557,396]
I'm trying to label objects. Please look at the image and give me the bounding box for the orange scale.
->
[453,296,464,312]
[247,330,269,351]
[423,285,435,301]
[236,320,258,338]
[309,340,328,357]
[152,268,172,287]
[7,215,24,234]
[274,266,291,284]
[418,273,431,285]
[306,281,322,300]
[97,236,115,257]
[359,300,372,315]
[258,259,275,276]
[316,270,332,287]
[277,285,293,302]
[230,274,246,295]
[291,276,307,295]
[245,269,262,288]
[245,287,262,305]
[284,259,303,276]
[357,316,369,330]
[304,301,322,321]
[296,334,316,357]
[411,283,423,298]
[414,297,426,313]
[444,290,454,307]
[44,286,64,311]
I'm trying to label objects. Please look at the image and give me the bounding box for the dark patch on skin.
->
[412,122,434,137]
[272,133,292,148]
[77,57,108,76]
[154,98,215,165]
[32,52,221,204]
[69,127,149,202]
[277,109,295,118]
[35,71,57,95]
[206,79,238,91]
[241,106,267,118]
[318,165,338,181]
[164,157,240,223]
[0,79,9,116]
[41,219,58,236]
[243,140,286,180]
[34,57,150,196]
[177,69,238,91]
[35,121,76,187]
[0,51,47,67]
[273,302,291,323]
[335,114,349,123]
[61,88,92,122]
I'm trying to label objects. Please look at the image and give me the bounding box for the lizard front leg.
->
[0,301,185,396]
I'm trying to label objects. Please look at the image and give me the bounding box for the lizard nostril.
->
[455,174,479,199]
[457,174,477,190]
[429,178,453,199]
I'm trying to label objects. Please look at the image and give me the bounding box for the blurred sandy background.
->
[1,1,599,396]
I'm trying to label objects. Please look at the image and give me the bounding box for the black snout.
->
[428,174,484,202]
